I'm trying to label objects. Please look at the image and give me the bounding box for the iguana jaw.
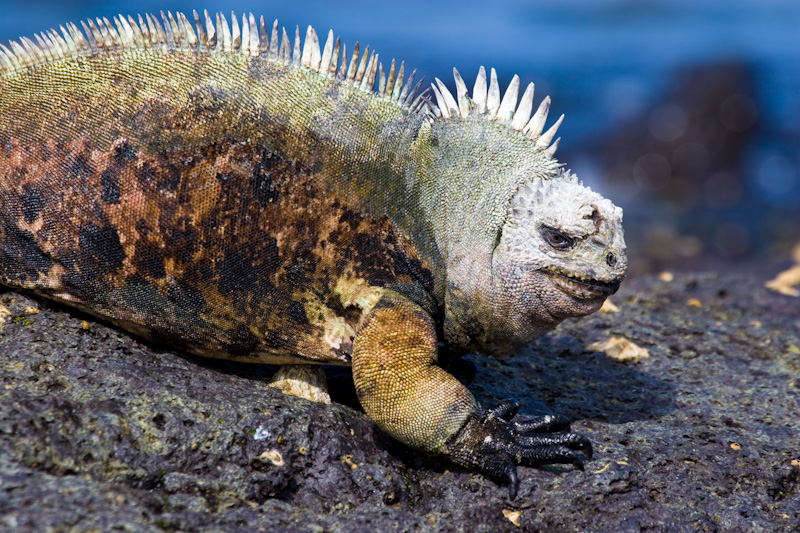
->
[497,264,617,325]
[541,266,621,301]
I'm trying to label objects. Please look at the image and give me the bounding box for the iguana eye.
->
[540,226,575,250]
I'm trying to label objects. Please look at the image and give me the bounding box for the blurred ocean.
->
[2,0,798,270]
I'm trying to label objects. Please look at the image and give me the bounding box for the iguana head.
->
[491,171,626,347]
[429,67,627,356]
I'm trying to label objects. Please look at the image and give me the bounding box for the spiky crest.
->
[0,10,564,154]
[430,67,564,156]
[0,10,425,110]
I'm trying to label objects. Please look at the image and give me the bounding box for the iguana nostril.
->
[606,253,618,267]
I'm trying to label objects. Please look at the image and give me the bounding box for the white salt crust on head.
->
[498,171,625,268]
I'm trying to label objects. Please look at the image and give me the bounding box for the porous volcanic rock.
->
[1,272,798,531]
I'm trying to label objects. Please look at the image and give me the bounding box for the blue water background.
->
[2,0,799,234]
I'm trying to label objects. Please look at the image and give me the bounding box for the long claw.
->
[482,455,519,499]
[583,439,594,459]
[507,462,519,500]
[569,434,593,458]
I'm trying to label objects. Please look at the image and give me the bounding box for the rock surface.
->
[1,273,798,531]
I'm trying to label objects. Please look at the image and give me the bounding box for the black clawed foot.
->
[446,400,592,499]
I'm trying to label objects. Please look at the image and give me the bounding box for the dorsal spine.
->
[0,11,424,110]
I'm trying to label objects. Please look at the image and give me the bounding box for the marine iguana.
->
[0,10,627,498]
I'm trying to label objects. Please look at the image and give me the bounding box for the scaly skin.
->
[0,11,627,497]
[353,290,478,452]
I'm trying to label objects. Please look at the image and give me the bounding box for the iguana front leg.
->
[353,290,478,452]
[352,290,592,498]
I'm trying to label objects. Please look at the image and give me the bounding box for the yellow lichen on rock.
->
[765,244,800,297]
[0,303,11,335]
[502,509,521,527]
[587,337,649,363]
[258,449,285,466]
[599,299,619,313]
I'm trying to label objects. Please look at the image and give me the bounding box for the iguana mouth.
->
[543,268,621,300]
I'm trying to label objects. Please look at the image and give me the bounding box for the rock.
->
[1,272,798,530]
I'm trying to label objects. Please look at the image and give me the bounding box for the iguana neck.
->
[418,118,562,353]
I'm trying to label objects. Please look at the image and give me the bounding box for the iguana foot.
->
[268,365,331,404]
[446,400,592,500]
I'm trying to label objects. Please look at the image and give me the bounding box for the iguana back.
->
[0,12,437,364]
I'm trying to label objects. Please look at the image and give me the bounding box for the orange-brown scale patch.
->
[0,137,435,365]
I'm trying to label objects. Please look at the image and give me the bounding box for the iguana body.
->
[0,11,627,497]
